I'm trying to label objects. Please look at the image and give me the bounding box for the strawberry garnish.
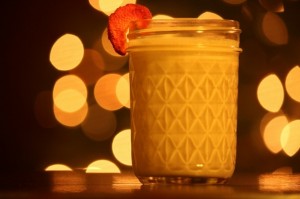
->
[107,4,152,56]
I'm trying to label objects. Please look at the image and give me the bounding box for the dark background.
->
[2,0,300,173]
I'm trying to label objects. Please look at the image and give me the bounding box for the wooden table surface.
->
[1,171,299,198]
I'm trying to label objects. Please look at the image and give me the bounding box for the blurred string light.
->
[260,111,289,153]
[86,159,121,173]
[101,28,123,57]
[258,66,300,157]
[280,120,300,157]
[198,11,223,19]
[88,0,137,16]
[46,25,129,144]
[54,102,88,127]
[53,75,87,113]
[112,129,132,166]
[95,11,129,71]
[285,65,300,102]
[88,0,101,12]
[50,34,84,71]
[257,74,284,112]
[94,73,123,111]
[81,104,116,141]
[97,29,128,71]
[116,73,130,108]
[260,11,288,45]
[45,164,73,171]
[99,0,123,15]
[88,0,122,15]
[259,0,284,12]
[70,49,105,86]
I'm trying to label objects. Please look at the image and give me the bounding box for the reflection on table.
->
[1,170,299,198]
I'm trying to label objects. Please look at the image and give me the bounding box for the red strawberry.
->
[108,4,152,56]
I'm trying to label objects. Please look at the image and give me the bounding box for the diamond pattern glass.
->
[130,50,238,182]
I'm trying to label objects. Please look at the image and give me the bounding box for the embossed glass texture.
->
[127,19,241,184]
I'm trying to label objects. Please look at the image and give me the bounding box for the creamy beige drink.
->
[127,19,241,184]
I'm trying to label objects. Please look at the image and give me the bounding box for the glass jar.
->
[127,19,241,184]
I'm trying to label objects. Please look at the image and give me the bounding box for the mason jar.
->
[127,19,241,184]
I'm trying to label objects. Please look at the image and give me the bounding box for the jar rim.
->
[128,18,241,34]
[127,18,242,53]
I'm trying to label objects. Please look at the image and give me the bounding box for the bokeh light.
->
[116,73,130,108]
[281,120,300,157]
[53,75,87,113]
[89,0,136,16]
[259,0,284,12]
[101,28,122,57]
[112,129,132,166]
[54,102,88,127]
[260,12,288,45]
[257,74,284,112]
[81,104,116,141]
[45,164,73,171]
[86,159,121,173]
[88,0,101,12]
[285,65,300,102]
[99,0,123,15]
[120,0,137,7]
[50,34,84,71]
[70,49,105,86]
[260,112,289,153]
[94,73,123,111]
[94,35,128,72]
[198,11,223,19]
[89,0,122,15]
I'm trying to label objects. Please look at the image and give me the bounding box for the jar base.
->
[137,176,229,185]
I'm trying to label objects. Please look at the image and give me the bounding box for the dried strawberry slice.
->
[108,4,152,56]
